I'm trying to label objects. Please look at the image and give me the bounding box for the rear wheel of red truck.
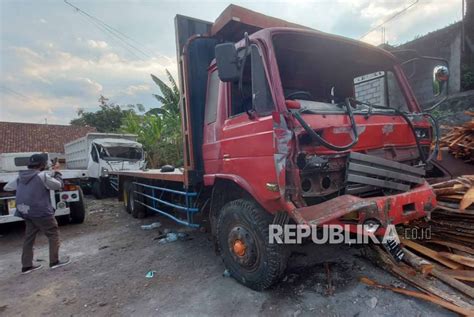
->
[216,199,288,291]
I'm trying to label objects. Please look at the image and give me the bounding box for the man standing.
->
[3,153,70,274]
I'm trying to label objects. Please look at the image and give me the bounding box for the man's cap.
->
[28,153,48,167]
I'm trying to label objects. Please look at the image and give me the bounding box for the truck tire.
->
[57,215,70,226]
[92,181,103,199]
[216,199,288,291]
[70,188,86,224]
[128,183,146,219]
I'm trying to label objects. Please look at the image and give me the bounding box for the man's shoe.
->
[21,265,42,274]
[50,257,71,269]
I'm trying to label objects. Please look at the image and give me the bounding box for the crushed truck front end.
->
[267,29,439,233]
[208,27,442,235]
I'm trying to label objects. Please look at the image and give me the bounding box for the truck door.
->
[219,44,280,203]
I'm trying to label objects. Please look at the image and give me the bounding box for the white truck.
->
[0,152,88,224]
[64,133,146,199]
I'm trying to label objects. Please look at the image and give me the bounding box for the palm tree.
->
[150,70,183,163]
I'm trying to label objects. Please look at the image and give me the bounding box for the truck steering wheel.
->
[285,91,313,101]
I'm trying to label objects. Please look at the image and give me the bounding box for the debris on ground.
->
[432,175,474,210]
[157,232,188,244]
[365,296,377,309]
[145,271,156,279]
[360,277,473,316]
[141,222,162,230]
[364,176,474,315]
[324,262,334,296]
[222,269,231,278]
[439,114,474,163]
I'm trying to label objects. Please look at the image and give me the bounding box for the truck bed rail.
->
[132,182,199,227]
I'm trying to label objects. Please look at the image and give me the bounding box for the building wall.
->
[397,23,462,106]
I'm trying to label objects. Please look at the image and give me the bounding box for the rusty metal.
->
[290,182,436,233]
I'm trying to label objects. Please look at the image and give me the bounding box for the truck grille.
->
[345,152,425,196]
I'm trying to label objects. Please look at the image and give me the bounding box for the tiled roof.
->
[0,121,96,154]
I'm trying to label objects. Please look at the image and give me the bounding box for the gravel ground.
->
[0,197,453,316]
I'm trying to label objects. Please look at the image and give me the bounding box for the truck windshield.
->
[273,33,409,112]
[97,145,143,161]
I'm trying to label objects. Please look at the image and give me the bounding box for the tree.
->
[121,70,182,167]
[71,95,144,133]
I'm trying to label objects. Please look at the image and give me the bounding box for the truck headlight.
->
[414,128,429,139]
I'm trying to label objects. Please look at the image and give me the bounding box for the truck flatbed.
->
[111,169,185,183]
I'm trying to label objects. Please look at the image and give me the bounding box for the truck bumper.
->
[289,182,436,235]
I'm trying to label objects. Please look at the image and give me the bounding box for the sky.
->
[0,0,462,125]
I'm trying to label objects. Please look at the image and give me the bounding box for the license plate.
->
[8,199,16,209]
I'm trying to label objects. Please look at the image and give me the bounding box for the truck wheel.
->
[70,188,86,224]
[57,215,70,226]
[92,181,103,199]
[128,183,146,219]
[216,199,288,291]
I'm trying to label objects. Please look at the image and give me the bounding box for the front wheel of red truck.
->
[216,199,288,291]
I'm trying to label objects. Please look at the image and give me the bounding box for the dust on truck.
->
[113,5,448,290]
[64,133,145,198]
[0,152,87,224]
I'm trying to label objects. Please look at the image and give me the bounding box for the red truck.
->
[113,5,449,290]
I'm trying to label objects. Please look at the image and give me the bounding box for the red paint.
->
[201,26,436,228]
[117,7,437,232]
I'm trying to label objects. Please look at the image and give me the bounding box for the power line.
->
[64,0,171,62]
[0,85,30,101]
[76,13,146,61]
[359,0,419,40]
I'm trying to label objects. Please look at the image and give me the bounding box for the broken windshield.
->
[97,145,143,161]
[272,32,409,113]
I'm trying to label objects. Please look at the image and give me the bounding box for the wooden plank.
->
[401,239,463,270]
[436,268,474,282]
[425,240,474,255]
[360,277,474,316]
[404,249,474,299]
[438,252,474,268]
[372,246,472,309]
[403,248,433,275]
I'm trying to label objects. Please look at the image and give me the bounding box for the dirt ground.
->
[0,197,453,317]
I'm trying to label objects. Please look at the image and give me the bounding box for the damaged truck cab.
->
[116,5,448,291]
[205,28,438,231]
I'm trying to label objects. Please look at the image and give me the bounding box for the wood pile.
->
[432,175,474,211]
[364,176,474,315]
[439,115,474,163]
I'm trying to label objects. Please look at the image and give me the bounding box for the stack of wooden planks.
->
[432,175,474,211]
[439,115,474,163]
[364,176,474,315]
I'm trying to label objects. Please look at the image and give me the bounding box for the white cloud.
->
[39,18,47,24]
[125,84,151,96]
[87,39,108,49]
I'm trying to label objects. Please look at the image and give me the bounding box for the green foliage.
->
[121,70,182,168]
[71,96,141,133]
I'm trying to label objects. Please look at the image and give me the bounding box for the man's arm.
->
[3,177,18,191]
[39,171,63,190]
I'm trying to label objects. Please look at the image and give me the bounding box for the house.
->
[0,121,96,154]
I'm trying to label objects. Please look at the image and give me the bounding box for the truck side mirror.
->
[433,65,449,96]
[215,43,239,82]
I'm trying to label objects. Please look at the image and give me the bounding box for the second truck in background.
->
[65,133,146,198]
